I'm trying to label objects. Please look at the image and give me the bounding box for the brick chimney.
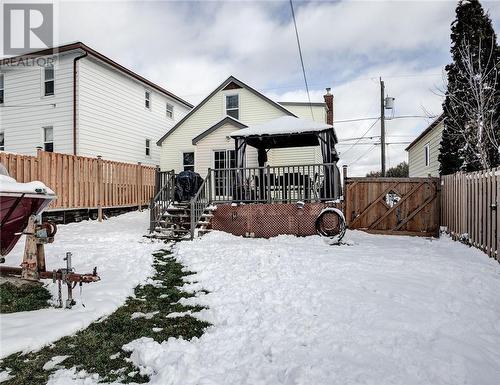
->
[323,87,333,125]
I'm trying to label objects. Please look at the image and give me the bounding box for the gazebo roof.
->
[230,116,337,150]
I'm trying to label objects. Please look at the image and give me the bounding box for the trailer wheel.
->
[41,221,57,237]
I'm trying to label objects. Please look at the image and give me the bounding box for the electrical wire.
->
[340,118,380,156]
[289,0,314,120]
[349,144,378,166]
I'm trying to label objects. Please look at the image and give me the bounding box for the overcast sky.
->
[57,0,500,175]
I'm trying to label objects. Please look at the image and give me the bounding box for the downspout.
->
[73,51,88,155]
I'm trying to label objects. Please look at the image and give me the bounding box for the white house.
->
[0,42,192,165]
[406,114,444,177]
[157,76,333,175]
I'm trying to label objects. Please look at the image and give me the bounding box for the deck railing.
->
[207,163,340,203]
[149,170,175,233]
[190,172,212,238]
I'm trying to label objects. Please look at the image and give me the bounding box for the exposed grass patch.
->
[0,282,52,313]
[0,247,209,384]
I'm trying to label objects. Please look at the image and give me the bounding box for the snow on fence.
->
[441,167,499,260]
[0,149,156,214]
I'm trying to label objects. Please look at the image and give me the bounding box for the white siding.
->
[160,87,290,173]
[407,120,444,177]
[195,122,259,175]
[77,57,189,165]
[268,104,326,166]
[0,52,77,155]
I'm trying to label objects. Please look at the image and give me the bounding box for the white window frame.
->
[43,65,55,97]
[0,73,4,104]
[0,131,4,151]
[166,103,174,119]
[224,93,239,120]
[43,126,54,152]
[145,138,151,157]
[182,151,195,172]
[145,90,151,110]
[424,142,430,167]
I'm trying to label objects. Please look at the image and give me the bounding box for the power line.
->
[289,0,314,120]
[341,118,380,156]
[349,144,378,166]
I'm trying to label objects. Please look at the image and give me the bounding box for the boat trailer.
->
[0,215,100,308]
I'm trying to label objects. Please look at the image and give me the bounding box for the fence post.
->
[137,162,143,211]
[97,155,103,222]
[154,165,161,196]
[36,146,43,184]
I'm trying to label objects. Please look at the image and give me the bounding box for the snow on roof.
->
[230,116,333,137]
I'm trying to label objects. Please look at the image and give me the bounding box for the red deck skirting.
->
[212,202,340,238]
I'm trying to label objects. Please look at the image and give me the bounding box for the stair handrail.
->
[149,170,175,233]
[189,170,212,239]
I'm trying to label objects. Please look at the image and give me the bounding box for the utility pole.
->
[380,77,386,177]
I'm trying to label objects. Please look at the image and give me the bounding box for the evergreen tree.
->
[439,0,499,174]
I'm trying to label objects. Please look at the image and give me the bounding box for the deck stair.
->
[150,202,215,241]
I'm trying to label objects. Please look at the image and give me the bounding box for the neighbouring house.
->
[405,114,444,177]
[157,75,333,175]
[0,42,192,165]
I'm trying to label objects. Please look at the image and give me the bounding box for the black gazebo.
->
[230,116,342,200]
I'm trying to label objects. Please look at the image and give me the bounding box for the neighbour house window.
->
[0,132,4,151]
[43,126,54,152]
[0,74,4,104]
[166,103,174,119]
[183,152,194,171]
[145,90,151,109]
[225,94,239,120]
[44,65,54,96]
[424,143,430,167]
[145,139,151,157]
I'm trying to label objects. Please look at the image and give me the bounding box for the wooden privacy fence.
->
[0,150,156,213]
[441,167,499,260]
[344,175,440,237]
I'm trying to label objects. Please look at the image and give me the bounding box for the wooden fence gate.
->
[344,177,440,237]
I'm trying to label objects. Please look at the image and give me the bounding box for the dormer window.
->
[225,94,239,120]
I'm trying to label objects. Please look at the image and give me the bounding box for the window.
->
[43,126,53,152]
[0,74,4,104]
[183,152,194,171]
[166,103,174,119]
[0,132,4,151]
[44,65,54,96]
[145,90,151,109]
[145,139,151,157]
[424,142,430,167]
[225,94,239,120]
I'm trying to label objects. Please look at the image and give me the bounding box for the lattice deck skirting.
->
[211,202,341,238]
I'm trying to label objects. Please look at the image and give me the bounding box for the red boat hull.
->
[0,193,54,256]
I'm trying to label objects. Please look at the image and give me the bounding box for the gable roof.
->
[0,42,193,108]
[192,116,247,145]
[405,114,445,151]
[157,75,297,145]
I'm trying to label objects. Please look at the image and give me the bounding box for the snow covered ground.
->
[49,230,500,385]
[0,210,159,358]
